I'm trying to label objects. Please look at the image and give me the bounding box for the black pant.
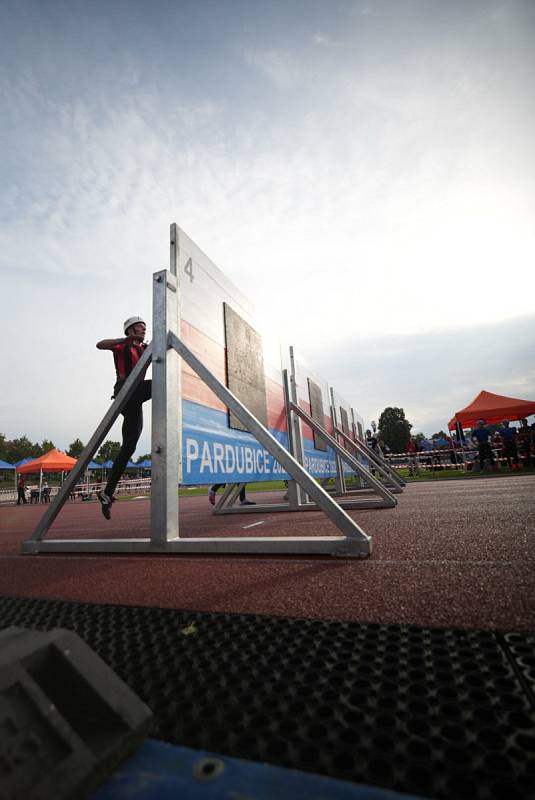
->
[478,442,495,470]
[212,483,246,502]
[503,441,518,468]
[105,380,152,498]
[17,489,27,505]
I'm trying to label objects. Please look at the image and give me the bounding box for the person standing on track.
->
[17,475,27,505]
[96,316,150,519]
[499,419,519,471]
[471,419,497,472]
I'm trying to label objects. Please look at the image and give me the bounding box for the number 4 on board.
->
[184,258,194,282]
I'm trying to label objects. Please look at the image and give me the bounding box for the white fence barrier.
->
[1,477,152,505]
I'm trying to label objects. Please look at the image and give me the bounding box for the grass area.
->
[178,480,288,497]
[399,466,535,481]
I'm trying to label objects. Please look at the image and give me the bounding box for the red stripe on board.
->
[295,399,334,442]
[180,320,288,433]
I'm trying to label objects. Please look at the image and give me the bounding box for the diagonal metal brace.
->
[334,426,405,490]
[289,402,397,507]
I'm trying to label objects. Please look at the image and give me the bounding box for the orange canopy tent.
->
[16,448,77,501]
[448,390,535,431]
[16,449,76,473]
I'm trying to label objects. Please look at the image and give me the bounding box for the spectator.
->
[42,480,51,502]
[17,475,27,505]
[471,420,497,472]
[517,418,532,468]
[499,420,519,471]
[406,437,420,477]
[365,429,378,475]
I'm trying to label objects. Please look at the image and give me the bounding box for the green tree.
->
[97,440,121,463]
[67,438,85,458]
[37,438,56,455]
[135,454,151,464]
[5,436,37,463]
[378,407,412,453]
[0,433,7,462]
[431,430,449,440]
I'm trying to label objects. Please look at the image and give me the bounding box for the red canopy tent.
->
[448,390,535,431]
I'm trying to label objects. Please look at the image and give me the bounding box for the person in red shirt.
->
[406,436,420,477]
[95,316,150,519]
[17,475,27,505]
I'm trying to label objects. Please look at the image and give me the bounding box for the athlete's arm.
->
[96,338,125,350]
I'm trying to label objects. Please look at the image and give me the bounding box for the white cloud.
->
[243,47,306,89]
[312,32,342,48]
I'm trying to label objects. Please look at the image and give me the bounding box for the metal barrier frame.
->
[22,231,372,557]
[213,360,396,513]
[285,399,397,509]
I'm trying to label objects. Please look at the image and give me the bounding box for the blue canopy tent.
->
[137,459,152,469]
[87,461,102,469]
[0,459,16,490]
[14,457,34,468]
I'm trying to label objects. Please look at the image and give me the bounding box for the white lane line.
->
[242,520,266,530]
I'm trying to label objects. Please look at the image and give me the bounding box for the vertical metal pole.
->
[288,348,307,505]
[350,408,363,488]
[170,223,178,277]
[171,224,183,483]
[151,270,180,545]
[282,369,301,507]
[330,389,346,495]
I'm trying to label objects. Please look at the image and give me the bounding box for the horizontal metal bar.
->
[21,536,369,557]
[215,497,389,514]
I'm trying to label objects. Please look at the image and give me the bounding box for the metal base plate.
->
[21,536,371,557]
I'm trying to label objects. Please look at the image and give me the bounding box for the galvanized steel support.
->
[335,426,405,490]
[150,270,180,546]
[287,402,397,508]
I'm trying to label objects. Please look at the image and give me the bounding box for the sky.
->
[2,0,535,456]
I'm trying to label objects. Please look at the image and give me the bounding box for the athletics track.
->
[1,474,533,630]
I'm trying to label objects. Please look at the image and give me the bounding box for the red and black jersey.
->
[111,340,148,387]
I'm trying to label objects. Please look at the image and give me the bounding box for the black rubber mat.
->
[1,596,534,800]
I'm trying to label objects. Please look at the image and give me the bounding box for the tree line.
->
[0,434,150,466]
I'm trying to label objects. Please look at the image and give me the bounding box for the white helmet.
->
[123,316,146,335]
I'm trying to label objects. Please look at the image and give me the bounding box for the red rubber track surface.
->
[1,475,534,630]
